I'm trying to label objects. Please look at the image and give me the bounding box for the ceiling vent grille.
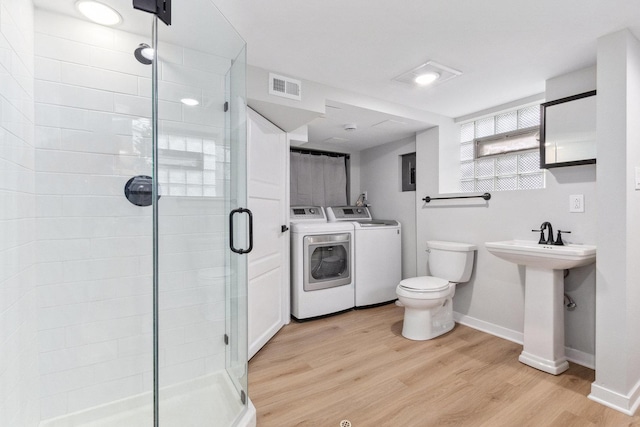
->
[269,73,302,101]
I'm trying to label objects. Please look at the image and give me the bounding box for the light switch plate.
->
[570,194,584,213]
[636,167,640,190]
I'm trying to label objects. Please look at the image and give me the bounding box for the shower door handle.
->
[229,208,253,254]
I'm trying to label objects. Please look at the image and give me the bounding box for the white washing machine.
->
[290,206,355,320]
[326,206,401,308]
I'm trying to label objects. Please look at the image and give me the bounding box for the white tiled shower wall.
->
[33,18,155,420]
[0,0,39,426]
[33,9,232,421]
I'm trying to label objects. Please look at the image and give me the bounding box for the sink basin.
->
[485,240,596,270]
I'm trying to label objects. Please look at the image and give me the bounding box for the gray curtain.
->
[290,151,347,206]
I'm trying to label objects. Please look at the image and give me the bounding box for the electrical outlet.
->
[569,194,584,213]
[363,191,368,200]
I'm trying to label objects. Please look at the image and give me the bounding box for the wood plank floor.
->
[249,304,640,427]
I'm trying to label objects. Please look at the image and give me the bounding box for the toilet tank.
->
[427,241,477,283]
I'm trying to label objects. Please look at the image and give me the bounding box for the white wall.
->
[0,0,39,425]
[590,29,640,415]
[415,67,598,364]
[34,9,233,420]
[436,120,460,194]
[359,136,417,279]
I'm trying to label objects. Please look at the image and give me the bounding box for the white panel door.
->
[247,108,289,359]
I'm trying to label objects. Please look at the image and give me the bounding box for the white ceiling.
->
[34,0,640,152]
[303,101,435,152]
[214,0,640,118]
[212,0,640,150]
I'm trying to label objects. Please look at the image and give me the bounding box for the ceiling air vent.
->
[269,73,302,101]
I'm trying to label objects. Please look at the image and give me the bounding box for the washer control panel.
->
[290,206,326,221]
[326,206,372,221]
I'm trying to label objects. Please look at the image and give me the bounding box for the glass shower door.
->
[225,43,249,410]
[152,0,250,425]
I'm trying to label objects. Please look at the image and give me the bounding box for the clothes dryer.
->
[326,206,401,307]
[290,206,355,320]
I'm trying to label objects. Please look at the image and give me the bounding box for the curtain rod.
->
[290,147,350,159]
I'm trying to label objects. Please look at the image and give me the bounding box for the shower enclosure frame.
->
[147,3,254,425]
[4,0,255,425]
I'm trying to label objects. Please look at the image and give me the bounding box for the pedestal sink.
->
[485,240,596,375]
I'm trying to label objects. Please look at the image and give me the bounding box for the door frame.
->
[247,108,290,359]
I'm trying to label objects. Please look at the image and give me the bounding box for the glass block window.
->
[460,142,474,162]
[460,180,475,192]
[518,151,540,173]
[518,105,540,129]
[475,158,494,178]
[476,178,494,192]
[459,104,545,192]
[496,111,517,134]
[460,162,474,179]
[460,122,474,142]
[519,173,544,190]
[475,117,495,138]
[496,156,517,176]
[156,133,227,198]
[496,176,517,191]
[475,128,539,158]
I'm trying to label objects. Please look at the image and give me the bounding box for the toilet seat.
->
[399,276,450,293]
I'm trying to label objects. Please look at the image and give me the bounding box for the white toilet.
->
[396,240,476,341]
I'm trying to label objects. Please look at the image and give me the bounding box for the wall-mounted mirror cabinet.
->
[540,90,597,168]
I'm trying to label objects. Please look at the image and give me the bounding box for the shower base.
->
[39,371,256,427]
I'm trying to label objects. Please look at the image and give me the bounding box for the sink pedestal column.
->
[519,266,569,375]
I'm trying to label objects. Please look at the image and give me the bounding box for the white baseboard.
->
[589,379,640,416]
[454,312,523,344]
[565,346,595,370]
[453,312,594,369]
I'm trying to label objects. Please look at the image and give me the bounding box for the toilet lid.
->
[399,276,450,292]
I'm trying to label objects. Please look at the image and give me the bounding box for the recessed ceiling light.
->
[76,1,122,26]
[393,60,462,88]
[181,98,200,106]
[415,72,440,86]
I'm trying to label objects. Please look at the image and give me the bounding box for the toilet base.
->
[401,298,454,341]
